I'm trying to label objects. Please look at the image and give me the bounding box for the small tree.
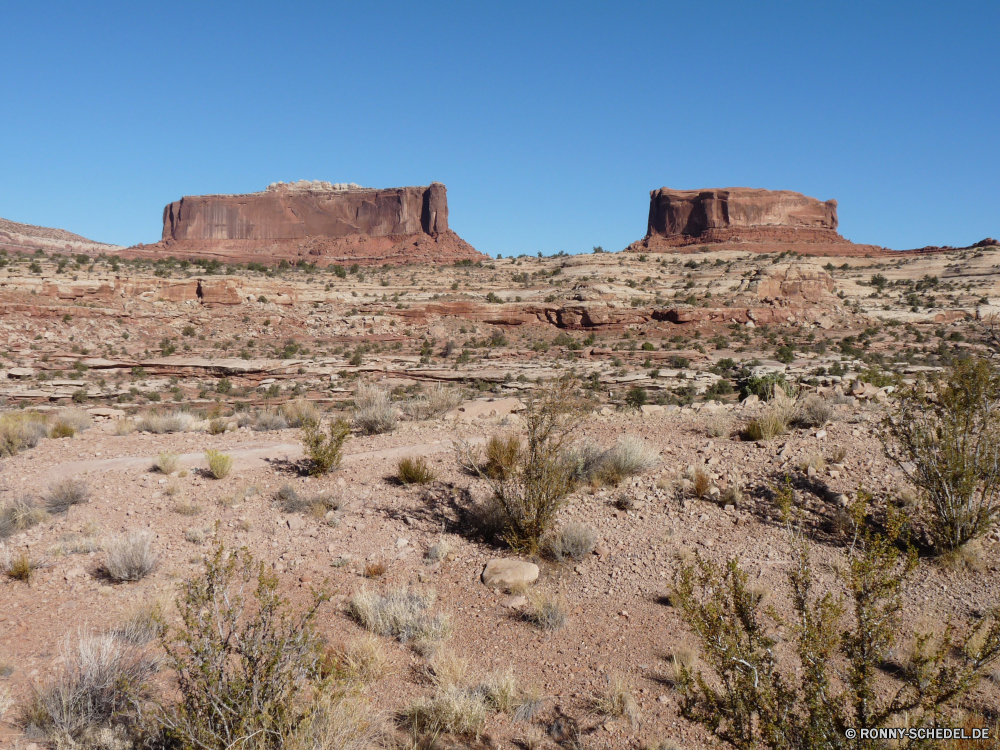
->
[159,540,330,750]
[475,380,586,551]
[882,357,1000,552]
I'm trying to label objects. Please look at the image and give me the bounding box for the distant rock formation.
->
[627,187,882,256]
[0,217,122,256]
[128,182,485,267]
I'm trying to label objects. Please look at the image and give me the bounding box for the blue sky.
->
[1,1,997,255]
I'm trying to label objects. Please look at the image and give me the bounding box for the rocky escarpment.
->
[628,187,883,256]
[126,181,486,267]
[0,217,122,256]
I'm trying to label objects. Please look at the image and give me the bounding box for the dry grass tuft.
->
[112,418,136,436]
[398,456,436,485]
[338,635,389,683]
[544,522,596,562]
[795,395,833,428]
[425,539,451,563]
[49,409,92,439]
[104,531,158,582]
[703,411,733,438]
[251,409,289,432]
[353,384,397,435]
[799,453,827,473]
[600,435,660,484]
[523,592,567,631]
[402,384,464,421]
[1,546,48,582]
[172,501,202,516]
[26,631,159,747]
[937,542,986,573]
[363,560,389,579]
[594,673,641,726]
[285,688,382,750]
[153,451,180,474]
[0,496,48,540]
[136,411,193,434]
[44,478,90,513]
[348,587,452,644]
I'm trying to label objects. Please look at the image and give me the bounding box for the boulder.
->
[481,559,539,588]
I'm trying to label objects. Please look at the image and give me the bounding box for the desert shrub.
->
[474,381,586,550]
[672,523,1000,750]
[402,384,464,420]
[0,411,48,456]
[348,587,451,644]
[544,522,596,562]
[882,358,1000,552]
[794,395,832,428]
[112,418,136,436]
[301,418,351,475]
[185,527,207,544]
[352,384,397,435]
[740,372,792,401]
[207,418,228,435]
[398,456,435,485]
[565,441,610,484]
[798,453,827,473]
[742,394,797,442]
[523,592,566,631]
[280,398,319,427]
[363,560,388,579]
[0,496,47,539]
[204,449,233,479]
[252,409,289,432]
[625,386,647,409]
[136,411,193,434]
[593,673,640,726]
[26,631,158,747]
[50,408,92,437]
[104,531,158,581]
[157,540,332,750]
[276,484,305,512]
[43,478,90,513]
[600,434,660,484]
[703,410,733,438]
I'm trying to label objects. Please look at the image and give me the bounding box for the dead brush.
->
[0,410,49,456]
[103,531,158,582]
[828,445,848,464]
[544,522,596,562]
[353,383,397,435]
[402,384,464,421]
[280,398,319,428]
[794,395,833,428]
[325,635,389,683]
[363,560,389,579]
[44,478,90,514]
[690,466,712,499]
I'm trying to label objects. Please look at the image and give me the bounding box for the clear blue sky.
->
[2,1,997,255]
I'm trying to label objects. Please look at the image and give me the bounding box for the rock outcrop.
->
[126,182,485,267]
[0,217,122,256]
[628,187,882,256]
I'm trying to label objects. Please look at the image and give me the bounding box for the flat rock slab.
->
[481,558,539,588]
[446,397,525,423]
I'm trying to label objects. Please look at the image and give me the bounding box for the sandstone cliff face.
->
[131,182,484,267]
[627,187,882,256]
[162,182,449,242]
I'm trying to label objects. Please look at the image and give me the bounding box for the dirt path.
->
[42,436,485,479]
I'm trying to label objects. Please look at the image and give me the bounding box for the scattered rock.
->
[481,559,539,588]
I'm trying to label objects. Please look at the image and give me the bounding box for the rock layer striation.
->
[129,182,484,267]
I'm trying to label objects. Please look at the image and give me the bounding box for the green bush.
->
[672,519,1000,749]
[882,357,1000,552]
[301,418,351,475]
[740,372,791,400]
[204,449,233,479]
[158,541,332,750]
[397,456,435,485]
[625,386,647,409]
